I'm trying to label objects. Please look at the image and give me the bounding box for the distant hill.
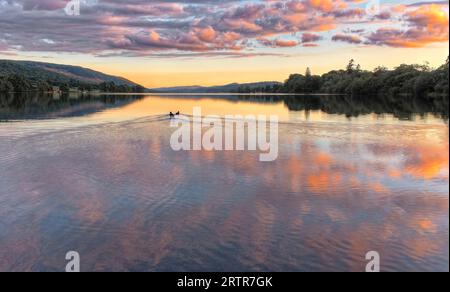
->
[151,82,282,93]
[0,59,140,87]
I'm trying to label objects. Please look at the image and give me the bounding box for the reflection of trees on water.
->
[0,93,144,120]
[238,94,449,121]
[1,93,448,121]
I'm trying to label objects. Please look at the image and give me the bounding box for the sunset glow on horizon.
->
[1,0,449,87]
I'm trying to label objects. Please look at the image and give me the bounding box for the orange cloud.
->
[307,0,346,13]
[407,4,449,29]
[195,26,217,43]
[368,4,449,48]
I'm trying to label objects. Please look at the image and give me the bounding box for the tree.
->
[346,59,355,74]
[414,72,434,96]
[305,67,312,78]
[7,74,32,92]
[373,66,388,76]
[279,59,449,97]
[0,77,14,92]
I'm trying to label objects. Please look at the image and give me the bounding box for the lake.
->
[0,93,448,272]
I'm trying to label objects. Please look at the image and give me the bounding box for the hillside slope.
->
[152,81,282,93]
[0,59,139,86]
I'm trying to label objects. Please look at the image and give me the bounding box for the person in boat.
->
[169,112,175,118]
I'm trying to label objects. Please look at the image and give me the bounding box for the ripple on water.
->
[0,114,448,272]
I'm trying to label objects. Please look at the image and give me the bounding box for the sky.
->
[0,0,449,88]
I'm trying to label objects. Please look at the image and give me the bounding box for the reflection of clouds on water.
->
[404,145,449,180]
[0,117,448,271]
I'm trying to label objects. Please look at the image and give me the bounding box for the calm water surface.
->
[0,94,448,271]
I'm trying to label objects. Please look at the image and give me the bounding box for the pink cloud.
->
[195,26,217,43]
[0,0,448,58]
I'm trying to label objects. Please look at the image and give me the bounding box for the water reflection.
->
[249,94,449,121]
[0,113,448,271]
[1,93,448,124]
[0,92,144,120]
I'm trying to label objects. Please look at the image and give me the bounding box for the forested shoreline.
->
[238,59,449,98]
[0,59,146,93]
[0,74,145,93]
[1,58,448,98]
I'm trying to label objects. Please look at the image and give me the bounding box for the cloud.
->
[96,50,291,59]
[367,4,449,47]
[332,34,363,44]
[331,8,365,18]
[0,0,448,57]
[304,0,347,13]
[258,38,299,48]
[195,26,217,43]
[301,33,322,43]
[19,0,69,11]
[0,40,10,51]
[373,11,392,20]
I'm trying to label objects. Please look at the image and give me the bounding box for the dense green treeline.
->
[0,74,51,92]
[238,58,449,98]
[0,74,145,93]
[0,59,145,93]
